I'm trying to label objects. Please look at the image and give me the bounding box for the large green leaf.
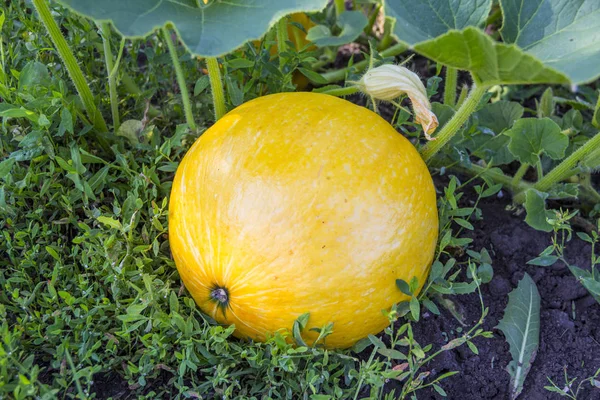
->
[57,0,328,57]
[413,28,569,85]
[500,0,600,84]
[523,189,553,232]
[306,11,368,47]
[464,101,524,164]
[504,118,568,165]
[496,273,540,400]
[384,0,492,43]
[385,0,598,84]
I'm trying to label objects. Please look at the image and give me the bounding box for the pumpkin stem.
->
[210,287,229,305]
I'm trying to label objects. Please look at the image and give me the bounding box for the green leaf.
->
[496,273,541,400]
[116,119,143,145]
[477,101,524,135]
[297,67,328,84]
[527,255,559,267]
[57,0,328,57]
[97,216,122,230]
[431,102,455,128]
[396,279,412,296]
[58,108,74,137]
[537,87,554,118]
[292,312,310,347]
[500,0,600,84]
[477,263,494,283]
[433,384,448,396]
[568,266,600,304]
[384,0,492,44]
[411,28,569,85]
[0,158,16,179]
[505,118,568,165]
[368,334,386,349]
[524,189,553,232]
[409,296,420,321]
[306,11,367,47]
[194,75,210,96]
[377,348,407,360]
[547,183,579,200]
[422,298,440,315]
[467,340,479,355]
[19,61,50,89]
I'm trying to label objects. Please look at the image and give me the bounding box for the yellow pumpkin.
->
[168,92,438,348]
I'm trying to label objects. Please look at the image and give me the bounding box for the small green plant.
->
[527,210,600,303]
[544,367,600,399]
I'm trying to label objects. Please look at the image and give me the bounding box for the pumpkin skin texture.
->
[169,92,438,348]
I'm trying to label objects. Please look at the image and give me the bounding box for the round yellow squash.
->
[169,92,438,348]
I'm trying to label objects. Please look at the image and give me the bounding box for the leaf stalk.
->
[421,82,490,162]
[162,26,197,130]
[32,0,108,133]
[534,131,600,192]
[206,57,227,120]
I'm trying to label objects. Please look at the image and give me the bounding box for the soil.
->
[400,194,600,400]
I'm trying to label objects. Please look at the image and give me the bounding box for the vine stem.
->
[318,86,360,97]
[334,0,345,16]
[32,0,108,133]
[511,163,529,188]
[206,57,227,120]
[162,27,196,130]
[452,163,533,194]
[276,16,288,70]
[320,43,408,84]
[98,23,120,131]
[534,131,600,192]
[443,67,457,107]
[420,82,490,162]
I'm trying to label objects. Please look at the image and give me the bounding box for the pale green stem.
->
[535,131,600,192]
[511,163,529,188]
[162,27,196,130]
[321,43,408,84]
[99,23,119,131]
[535,159,544,181]
[334,0,345,16]
[453,164,532,194]
[443,67,457,107]
[317,86,359,97]
[32,0,108,133]
[456,85,469,108]
[353,347,377,400]
[420,83,490,162]
[276,17,288,70]
[206,57,226,120]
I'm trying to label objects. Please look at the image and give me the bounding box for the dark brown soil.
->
[402,195,600,400]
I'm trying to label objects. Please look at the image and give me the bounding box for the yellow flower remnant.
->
[357,64,439,140]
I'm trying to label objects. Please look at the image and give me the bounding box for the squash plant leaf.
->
[412,28,569,85]
[56,0,328,57]
[385,0,600,84]
[504,118,568,165]
[306,11,368,47]
[463,101,524,165]
[523,189,553,232]
[496,273,541,400]
[500,0,600,85]
[384,0,493,44]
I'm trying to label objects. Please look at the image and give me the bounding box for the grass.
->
[0,3,499,399]
[2,2,598,399]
